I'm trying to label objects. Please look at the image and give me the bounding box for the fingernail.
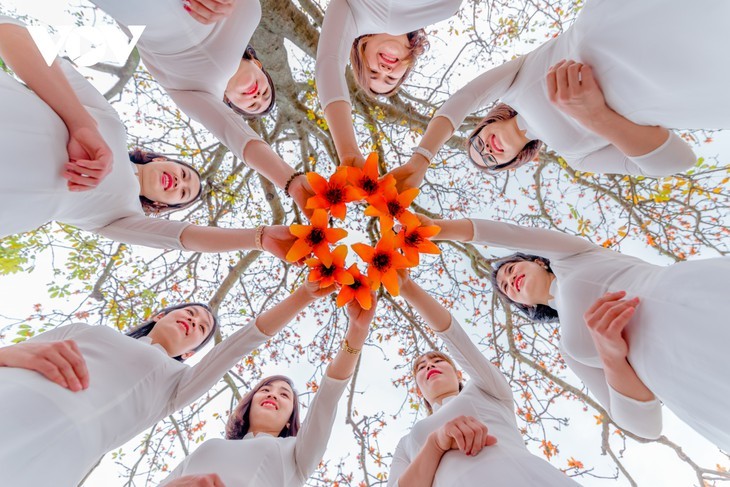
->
[183,4,191,10]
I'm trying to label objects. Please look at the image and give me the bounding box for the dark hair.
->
[489,253,560,323]
[412,351,465,416]
[125,302,219,362]
[223,46,276,119]
[350,30,430,98]
[225,375,301,439]
[128,148,204,215]
[466,103,543,172]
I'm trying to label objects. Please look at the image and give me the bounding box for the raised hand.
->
[301,278,338,299]
[432,415,497,456]
[261,225,299,262]
[183,0,236,24]
[164,474,226,487]
[339,152,366,169]
[388,155,428,192]
[64,125,114,192]
[345,293,377,337]
[0,340,89,391]
[546,60,610,130]
[584,290,639,363]
[286,174,315,219]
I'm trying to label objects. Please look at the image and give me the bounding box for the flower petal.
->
[403,247,420,266]
[310,209,328,228]
[289,224,313,238]
[364,153,379,179]
[381,268,400,296]
[324,227,348,243]
[397,187,420,207]
[352,243,375,263]
[312,244,333,267]
[397,210,421,229]
[306,194,330,209]
[306,172,329,194]
[417,225,441,238]
[367,266,382,290]
[337,286,355,308]
[332,245,349,265]
[286,239,312,262]
[331,202,347,220]
[355,287,373,310]
[417,239,441,255]
[334,268,355,285]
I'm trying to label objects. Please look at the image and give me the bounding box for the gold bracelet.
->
[254,225,265,251]
[342,339,361,355]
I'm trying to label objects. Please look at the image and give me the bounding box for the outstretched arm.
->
[293,296,377,481]
[389,56,525,190]
[171,281,336,410]
[0,17,113,190]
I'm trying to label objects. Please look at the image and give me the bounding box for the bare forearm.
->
[324,101,361,160]
[180,225,256,252]
[602,356,655,402]
[432,218,475,242]
[395,434,445,487]
[0,24,95,130]
[420,116,455,156]
[399,280,451,332]
[255,287,317,337]
[583,108,669,157]
[242,140,295,189]
[326,325,368,380]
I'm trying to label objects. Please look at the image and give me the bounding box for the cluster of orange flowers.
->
[285,154,441,309]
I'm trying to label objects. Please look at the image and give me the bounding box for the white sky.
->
[1,1,729,486]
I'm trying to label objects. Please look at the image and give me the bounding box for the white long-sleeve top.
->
[0,319,270,486]
[388,317,581,486]
[161,374,349,486]
[0,15,191,248]
[315,0,462,110]
[89,0,264,158]
[434,0,730,176]
[467,218,730,449]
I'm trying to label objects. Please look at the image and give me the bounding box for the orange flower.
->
[286,209,348,266]
[364,185,421,231]
[395,223,441,265]
[305,245,354,288]
[346,153,396,202]
[352,231,412,296]
[306,169,361,220]
[336,264,373,309]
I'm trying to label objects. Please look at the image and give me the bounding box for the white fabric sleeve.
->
[562,351,662,439]
[386,436,410,487]
[94,215,191,250]
[433,56,525,130]
[437,316,513,403]
[169,317,271,411]
[293,374,350,481]
[0,14,25,27]
[467,218,597,261]
[570,132,696,177]
[315,0,358,110]
[166,89,263,158]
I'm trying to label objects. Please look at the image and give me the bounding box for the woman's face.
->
[147,305,214,358]
[469,118,530,171]
[415,354,460,406]
[248,380,295,434]
[362,34,411,94]
[496,259,552,306]
[137,158,201,207]
[225,59,273,114]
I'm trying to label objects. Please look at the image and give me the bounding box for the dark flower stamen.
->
[372,252,391,271]
[349,279,363,290]
[319,265,336,277]
[325,187,344,203]
[308,228,325,245]
[405,232,423,246]
[387,201,403,217]
[361,178,378,194]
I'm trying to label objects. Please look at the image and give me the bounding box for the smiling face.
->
[414,352,460,408]
[361,34,411,95]
[495,259,554,306]
[136,158,201,207]
[248,380,296,436]
[468,117,531,171]
[224,58,273,115]
[146,305,215,358]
